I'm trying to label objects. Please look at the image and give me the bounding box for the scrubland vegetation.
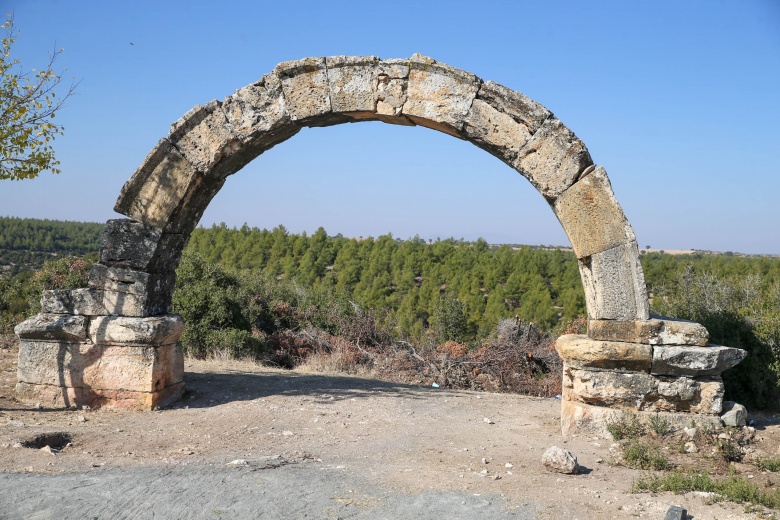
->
[1,218,780,406]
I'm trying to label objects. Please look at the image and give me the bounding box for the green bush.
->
[605,411,646,440]
[654,265,780,410]
[622,440,670,470]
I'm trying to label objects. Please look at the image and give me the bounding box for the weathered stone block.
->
[476,81,551,134]
[563,365,724,414]
[15,381,185,411]
[275,57,332,123]
[168,100,242,176]
[554,166,635,258]
[514,117,592,200]
[326,55,379,116]
[99,219,188,273]
[402,53,481,137]
[656,376,724,414]
[463,98,535,167]
[14,314,88,342]
[578,240,650,321]
[374,58,414,125]
[114,139,199,232]
[88,264,176,316]
[41,288,109,316]
[560,400,723,437]
[222,72,301,155]
[555,334,651,371]
[563,365,656,407]
[41,287,159,318]
[587,316,709,346]
[16,340,183,393]
[652,345,747,376]
[89,315,184,346]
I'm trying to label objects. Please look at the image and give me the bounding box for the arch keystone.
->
[402,54,481,137]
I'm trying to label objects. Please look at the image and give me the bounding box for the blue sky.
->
[1,0,779,253]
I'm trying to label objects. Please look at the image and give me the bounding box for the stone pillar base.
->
[556,330,746,436]
[561,400,723,437]
[15,381,185,410]
[14,313,185,411]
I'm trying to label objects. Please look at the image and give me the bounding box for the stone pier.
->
[556,317,746,435]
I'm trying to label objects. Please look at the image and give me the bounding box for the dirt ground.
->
[2,340,780,519]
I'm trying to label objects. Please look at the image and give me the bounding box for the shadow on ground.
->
[179,367,437,409]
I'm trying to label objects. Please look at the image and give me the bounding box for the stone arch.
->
[23,55,745,429]
[108,54,649,323]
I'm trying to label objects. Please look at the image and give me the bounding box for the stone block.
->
[168,100,242,176]
[41,288,109,316]
[99,219,188,273]
[463,98,536,167]
[652,345,747,376]
[554,334,651,371]
[89,315,184,346]
[587,316,709,346]
[42,288,156,318]
[15,381,185,411]
[114,139,199,232]
[275,57,332,123]
[114,138,227,235]
[563,365,657,407]
[560,400,723,437]
[325,55,379,115]
[88,264,176,315]
[402,53,480,137]
[222,72,301,155]
[14,314,88,342]
[656,376,724,414]
[476,81,551,136]
[16,339,183,393]
[374,58,415,125]
[563,365,724,414]
[513,117,592,200]
[553,166,635,258]
[578,240,650,321]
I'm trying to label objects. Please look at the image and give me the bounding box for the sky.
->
[1,0,779,254]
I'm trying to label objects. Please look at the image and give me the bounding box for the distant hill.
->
[0,217,104,276]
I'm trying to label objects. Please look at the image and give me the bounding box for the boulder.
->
[721,401,748,427]
[542,446,579,474]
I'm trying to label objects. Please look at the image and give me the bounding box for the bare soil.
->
[2,340,780,519]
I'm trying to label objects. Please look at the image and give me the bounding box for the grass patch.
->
[605,411,646,440]
[622,440,671,470]
[634,471,780,510]
[756,457,780,473]
[647,412,671,436]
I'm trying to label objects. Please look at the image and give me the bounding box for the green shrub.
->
[756,457,780,472]
[648,412,671,436]
[634,471,780,510]
[622,440,670,470]
[654,265,780,410]
[605,411,646,440]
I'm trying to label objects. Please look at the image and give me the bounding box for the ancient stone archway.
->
[14,55,745,433]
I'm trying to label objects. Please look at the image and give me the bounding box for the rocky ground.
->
[2,339,780,519]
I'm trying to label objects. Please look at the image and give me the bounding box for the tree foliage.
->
[0,15,76,180]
